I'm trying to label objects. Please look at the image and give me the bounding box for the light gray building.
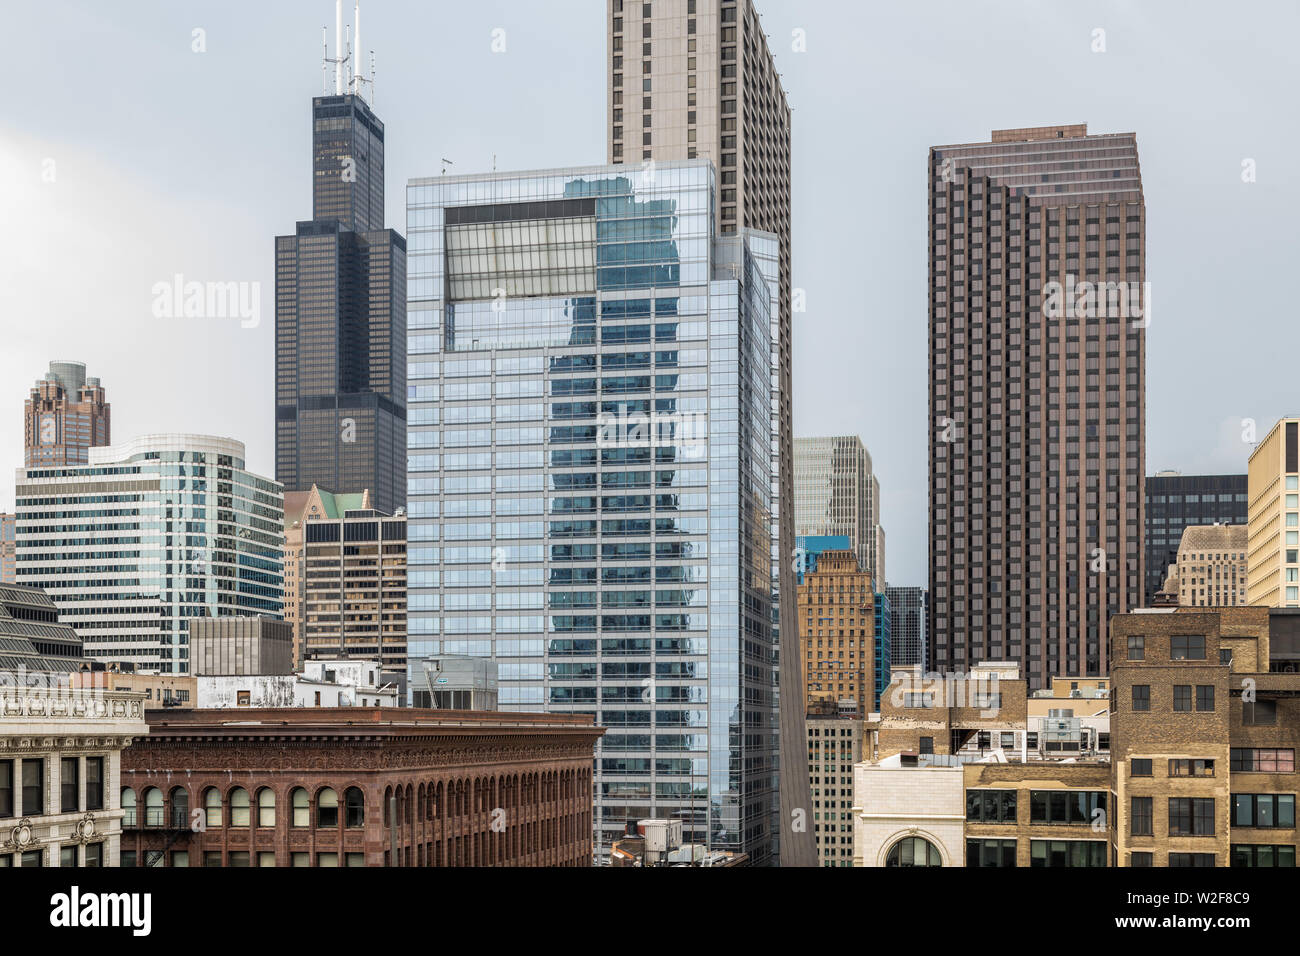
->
[405,160,781,863]
[14,434,284,674]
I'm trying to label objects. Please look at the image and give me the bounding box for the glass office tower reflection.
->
[406,161,780,862]
[14,434,284,674]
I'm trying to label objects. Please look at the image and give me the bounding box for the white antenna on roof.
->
[349,1,376,104]
[322,0,350,95]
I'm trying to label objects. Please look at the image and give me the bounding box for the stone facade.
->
[0,688,148,867]
[121,707,602,866]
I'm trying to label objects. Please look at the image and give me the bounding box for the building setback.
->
[606,0,813,866]
[929,124,1146,687]
[23,360,110,468]
[274,91,407,515]
[14,434,284,674]
[406,161,780,862]
[120,707,602,867]
[1145,472,1247,606]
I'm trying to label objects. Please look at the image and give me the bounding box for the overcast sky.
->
[3,0,1297,587]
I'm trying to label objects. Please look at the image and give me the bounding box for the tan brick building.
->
[798,550,874,717]
[1110,606,1300,867]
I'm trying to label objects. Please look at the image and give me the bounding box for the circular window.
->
[885,836,942,867]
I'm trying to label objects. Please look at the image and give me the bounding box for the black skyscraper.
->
[275,93,406,514]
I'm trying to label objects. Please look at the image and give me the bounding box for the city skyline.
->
[4,0,1298,589]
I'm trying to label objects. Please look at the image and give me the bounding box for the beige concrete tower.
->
[1247,418,1300,607]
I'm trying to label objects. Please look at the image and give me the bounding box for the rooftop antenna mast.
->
[322,0,351,95]
[350,1,376,105]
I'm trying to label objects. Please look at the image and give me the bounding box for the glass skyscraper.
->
[14,434,283,674]
[405,160,781,862]
[274,93,407,514]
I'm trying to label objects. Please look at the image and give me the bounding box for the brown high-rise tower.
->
[606,0,811,865]
[23,360,110,467]
[928,125,1146,688]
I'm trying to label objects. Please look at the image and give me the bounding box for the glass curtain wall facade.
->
[886,585,929,669]
[13,434,283,674]
[406,161,779,863]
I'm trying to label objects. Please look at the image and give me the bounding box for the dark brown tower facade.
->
[928,125,1145,688]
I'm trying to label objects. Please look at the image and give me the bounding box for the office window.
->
[1130,852,1154,867]
[1169,759,1215,778]
[966,839,1016,867]
[291,787,309,827]
[1131,797,1153,836]
[1233,793,1296,829]
[204,851,223,867]
[1127,634,1144,660]
[1171,635,1206,660]
[345,853,365,867]
[1232,844,1296,867]
[317,852,340,867]
[1030,840,1106,867]
[1231,748,1295,773]
[169,850,187,868]
[1173,685,1192,712]
[229,788,250,827]
[60,757,79,813]
[203,787,223,827]
[1196,685,1215,711]
[1131,758,1152,776]
[21,850,43,867]
[21,759,43,815]
[966,789,1017,823]
[61,845,77,867]
[919,737,934,754]
[291,853,310,867]
[85,757,103,811]
[0,760,12,818]
[1029,790,1106,825]
[228,852,250,867]
[1168,797,1215,836]
[85,843,103,867]
[1168,853,1215,867]
[1131,685,1150,711]
[318,788,339,828]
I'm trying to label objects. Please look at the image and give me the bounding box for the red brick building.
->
[120,708,602,867]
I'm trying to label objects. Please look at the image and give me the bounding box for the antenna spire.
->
[322,0,349,95]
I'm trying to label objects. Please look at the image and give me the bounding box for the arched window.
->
[257,788,276,827]
[121,788,136,827]
[317,788,339,828]
[885,836,942,867]
[143,787,164,827]
[229,788,250,828]
[169,787,189,829]
[203,787,223,827]
[291,788,309,828]
[344,787,365,828]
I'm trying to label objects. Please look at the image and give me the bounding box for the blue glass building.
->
[404,161,780,862]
